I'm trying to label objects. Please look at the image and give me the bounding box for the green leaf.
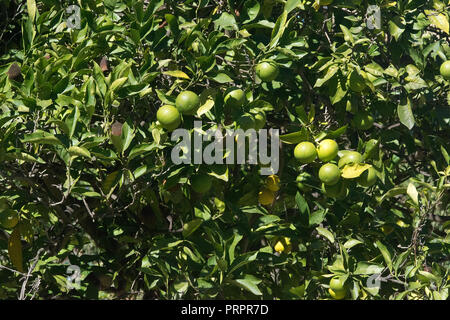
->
[182,219,203,238]
[197,99,214,117]
[128,143,160,161]
[316,227,335,243]
[388,16,406,41]
[269,10,288,49]
[211,73,233,83]
[22,130,63,146]
[228,234,243,264]
[243,0,260,23]
[341,163,372,179]
[314,65,338,88]
[214,12,238,30]
[285,0,302,13]
[110,77,128,92]
[68,146,91,159]
[354,262,384,275]
[232,275,262,296]
[375,240,392,272]
[344,239,363,249]
[280,130,308,144]
[378,187,407,203]
[340,24,354,43]
[295,192,310,227]
[397,99,415,130]
[121,121,135,154]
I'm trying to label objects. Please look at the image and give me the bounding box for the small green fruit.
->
[175,91,200,115]
[157,105,181,131]
[317,139,339,162]
[191,173,213,194]
[319,163,341,186]
[255,61,279,82]
[338,151,363,168]
[294,142,317,164]
[224,88,245,108]
[440,60,450,80]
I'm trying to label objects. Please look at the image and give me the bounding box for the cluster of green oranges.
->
[294,139,377,198]
[155,60,280,133]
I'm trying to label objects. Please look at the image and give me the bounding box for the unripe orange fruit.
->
[319,163,341,186]
[294,142,317,163]
[317,139,339,162]
[175,91,200,115]
[255,61,279,82]
[156,105,181,131]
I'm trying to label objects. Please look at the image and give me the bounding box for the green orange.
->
[440,61,450,80]
[319,163,341,186]
[0,209,19,229]
[348,70,366,92]
[294,142,317,164]
[255,61,279,82]
[338,151,362,168]
[175,91,200,115]
[352,111,374,130]
[156,105,181,131]
[317,139,339,162]
[224,88,245,108]
[191,173,213,194]
[328,277,347,300]
[238,113,256,130]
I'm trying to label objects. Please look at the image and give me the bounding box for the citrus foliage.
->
[0,0,449,300]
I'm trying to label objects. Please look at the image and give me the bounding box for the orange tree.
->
[0,0,449,300]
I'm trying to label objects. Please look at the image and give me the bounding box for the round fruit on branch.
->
[175,90,200,115]
[294,142,317,164]
[319,163,341,186]
[157,105,181,131]
[255,61,279,82]
[317,139,339,162]
[440,60,450,80]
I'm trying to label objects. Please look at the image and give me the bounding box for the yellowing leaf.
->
[27,0,37,22]
[109,77,128,92]
[407,183,419,205]
[341,163,372,179]
[8,227,23,273]
[425,10,449,34]
[68,146,91,158]
[163,70,190,79]
[197,99,214,117]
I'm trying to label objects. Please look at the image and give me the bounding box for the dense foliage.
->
[0,0,449,300]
